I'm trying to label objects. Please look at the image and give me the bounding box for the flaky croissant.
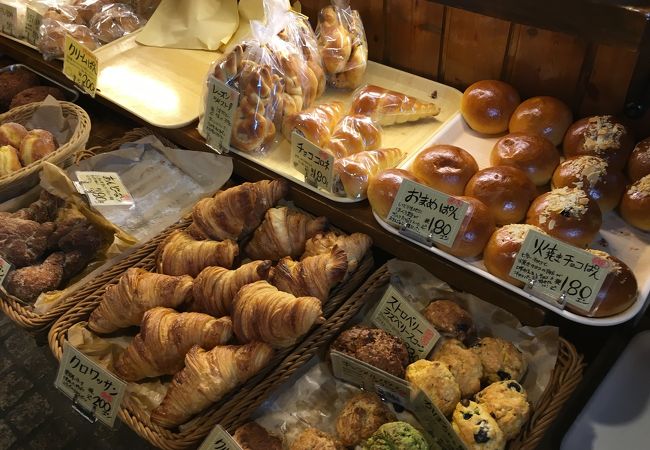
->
[324,115,382,159]
[157,230,238,277]
[113,307,233,381]
[232,280,323,348]
[88,268,193,334]
[281,101,346,147]
[350,85,441,126]
[270,247,347,302]
[244,207,328,261]
[303,232,373,276]
[190,180,289,242]
[333,147,405,198]
[190,260,272,317]
[150,342,274,428]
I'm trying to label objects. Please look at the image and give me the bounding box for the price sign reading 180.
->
[291,131,334,191]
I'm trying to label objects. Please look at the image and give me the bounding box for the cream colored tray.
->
[229,61,462,203]
[374,113,650,326]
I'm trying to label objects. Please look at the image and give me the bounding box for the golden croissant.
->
[270,247,347,302]
[88,268,193,334]
[150,342,274,428]
[350,85,441,126]
[190,260,272,316]
[303,232,373,276]
[333,147,405,198]
[244,207,328,261]
[113,307,233,381]
[157,230,238,277]
[233,281,323,348]
[190,180,289,241]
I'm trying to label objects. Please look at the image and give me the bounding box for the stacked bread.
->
[0,122,59,176]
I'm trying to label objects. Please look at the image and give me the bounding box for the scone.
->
[290,428,345,450]
[452,400,506,450]
[471,337,527,384]
[433,339,483,398]
[361,421,429,450]
[423,299,476,345]
[475,380,531,440]
[233,422,282,450]
[336,392,396,447]
[405,359,460,417]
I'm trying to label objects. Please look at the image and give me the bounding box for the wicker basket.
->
[0,101,91,202]
[0,128,176,332]
[219,264,586,450]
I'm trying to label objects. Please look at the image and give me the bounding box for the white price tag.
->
[291,131,334,191]
[75,171,134,206]
[386,179,469,246]
[509,230,611,311]
[204,75,239,152]
[199,425,244,450]
[370,285,440,361]
[411,391,467,450]
[0,256,12,286]
[0,4,16,36]
[55,341,126,427]
[25,7,43,45]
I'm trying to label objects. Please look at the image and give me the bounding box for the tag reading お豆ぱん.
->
[204,75,239,153]
[509,230,611,311]
[55,341,126,427]
[25,7,43,45]
[198,425,244,450]
[411,390,467,450]
[63,34,98,96]
[386,179,469,246]
[75,171,134,206]
[291,131,334,192]
[369,284,440,361]
[0,256,12,287]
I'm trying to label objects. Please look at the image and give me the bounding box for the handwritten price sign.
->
[199,425,244,450]
[291,131,334,191]
[204,75,239,153]
[0,256,12,286]
[63,34,98,96]
[25,7,43,45]
[0,4,16,37]
[75,171,134,206]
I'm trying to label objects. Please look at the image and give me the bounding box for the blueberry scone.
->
[433,339,483,398]
[471,337,527,384]
[452,400,505,450]
[405,359,461,417]
[475,380,531,440]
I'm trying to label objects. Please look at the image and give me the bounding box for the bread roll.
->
[483,224,547,287]
[434,196,495,259]
[0,122,27,149]
[367,168,423,219]
[410,144,478,195]
[627,137,650,182]
[526,187,602,248]
[461,80,520,135]
[19,129,57,166]
[508,96,573,146]
[563,115,635,171]
[464,166,536,226]
[491,132,560,186]
[551,155,625,212]
[0,145,21,176]
[619,174,650,231]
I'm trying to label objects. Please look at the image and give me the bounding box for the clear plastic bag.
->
[89,3,145,44]
[71,0,111,24]
[333,147,405,199]
[37,17,99,60]
[324,114,382,158]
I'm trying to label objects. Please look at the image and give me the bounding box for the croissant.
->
[156,230,238,277]
[317,5,352,74]
[270,247,347,302]
[150,342,274,428]
[232,281,323,348]
[87,268,193,334]
[329,41,368,90]
[191,180,289,241]
[350,85,441,126]
[303,232,373,276]
[190,260,272,316]
[333,147,405,198]
[244,207,328,261]
[113,308,233,381]
[281,101,346,147]
[324,115,382,158]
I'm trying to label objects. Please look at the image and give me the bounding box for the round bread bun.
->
[619,174,650,231]
[461,80,520,135]
[627,137,650,182]
[410,144,478,196]
[525,187,602,248]
[434,196,495,259]
[508,96,573,146]
[569,250,638,318]
[563,115,635,171]
[551,155,626,212]
[464,166,536,226]
[490,132,560,186]
[367,168,423,219]
[19,129,57,166]
[483,224,547,287]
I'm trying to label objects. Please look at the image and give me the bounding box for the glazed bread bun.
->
[627,137,650,182]
[490,133,560,186]
[0,122,27,149]
[483,224,547,287]
[0,145,21,176]
[551,155,626,212]
[570,250,638,318]
[563,115,635,171]
[508,96,573,146]
[410,144,478,196]
[526,187,602,248]
[464,166,536,226]
[19,129,57,166]
[619,174,650,231]
[368,168,423,219]
[434,196,495,259]
[461,80,520,135]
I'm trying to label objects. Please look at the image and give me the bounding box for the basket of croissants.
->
[0,101,91,202]
[48,178,375,449]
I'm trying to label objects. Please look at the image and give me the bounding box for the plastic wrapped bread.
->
[333,147,405,198]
